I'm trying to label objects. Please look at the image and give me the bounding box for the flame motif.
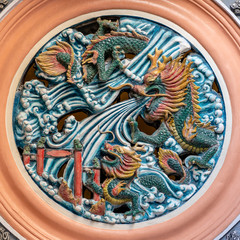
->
[182,115,198,141]
[35,41,75,82]
[158,148,184,175]
[158,148,186,183]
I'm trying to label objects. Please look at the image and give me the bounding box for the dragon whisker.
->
[97,125,115,143]
[108,83,134,91]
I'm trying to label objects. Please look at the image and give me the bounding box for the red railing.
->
[22,139,101,204]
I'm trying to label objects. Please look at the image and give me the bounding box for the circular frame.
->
[0,0,239,239]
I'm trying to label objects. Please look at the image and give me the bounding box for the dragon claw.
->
[112,181,127,196]
[124,209,145,219]
[117,180,126,189]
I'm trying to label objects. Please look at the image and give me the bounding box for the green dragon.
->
[111,48,219,169]
[81,18,149,83]
[35,18,149,84]
[85,142,188,219]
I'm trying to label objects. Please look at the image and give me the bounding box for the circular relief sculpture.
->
[12,15,227,225]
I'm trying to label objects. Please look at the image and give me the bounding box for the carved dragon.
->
[81,19,149,83]
[110,48,218,169]
[35,18,149,83]
[85,141,188,219]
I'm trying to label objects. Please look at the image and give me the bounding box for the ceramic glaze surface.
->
[12,16,227,225]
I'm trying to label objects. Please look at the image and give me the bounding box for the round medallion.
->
[1,1,239,239]
[11,12,230,226]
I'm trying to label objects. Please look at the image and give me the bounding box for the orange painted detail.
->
[182,115,198,141]
[74,150,82,204]
[37,148,45,176]
[46,149,72,158]
[89,199,106,216]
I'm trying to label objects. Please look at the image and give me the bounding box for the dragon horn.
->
[108,83,134,91]
[97,125,115,142]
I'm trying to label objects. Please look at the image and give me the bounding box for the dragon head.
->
[101,142,142,179]
[97,17,119,32]
[110,49,192,122]
[109,48,171,95]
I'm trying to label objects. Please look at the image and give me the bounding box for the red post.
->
[74,140,83,204]
[36,137,46,176]
[23,154,30,165]
[23,145,31,166]
[93,169,101,201]
[37,148,45,176]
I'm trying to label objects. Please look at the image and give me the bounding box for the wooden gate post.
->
[23,145,31,165]
[74,139,83,204]
[37,137,45,176]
